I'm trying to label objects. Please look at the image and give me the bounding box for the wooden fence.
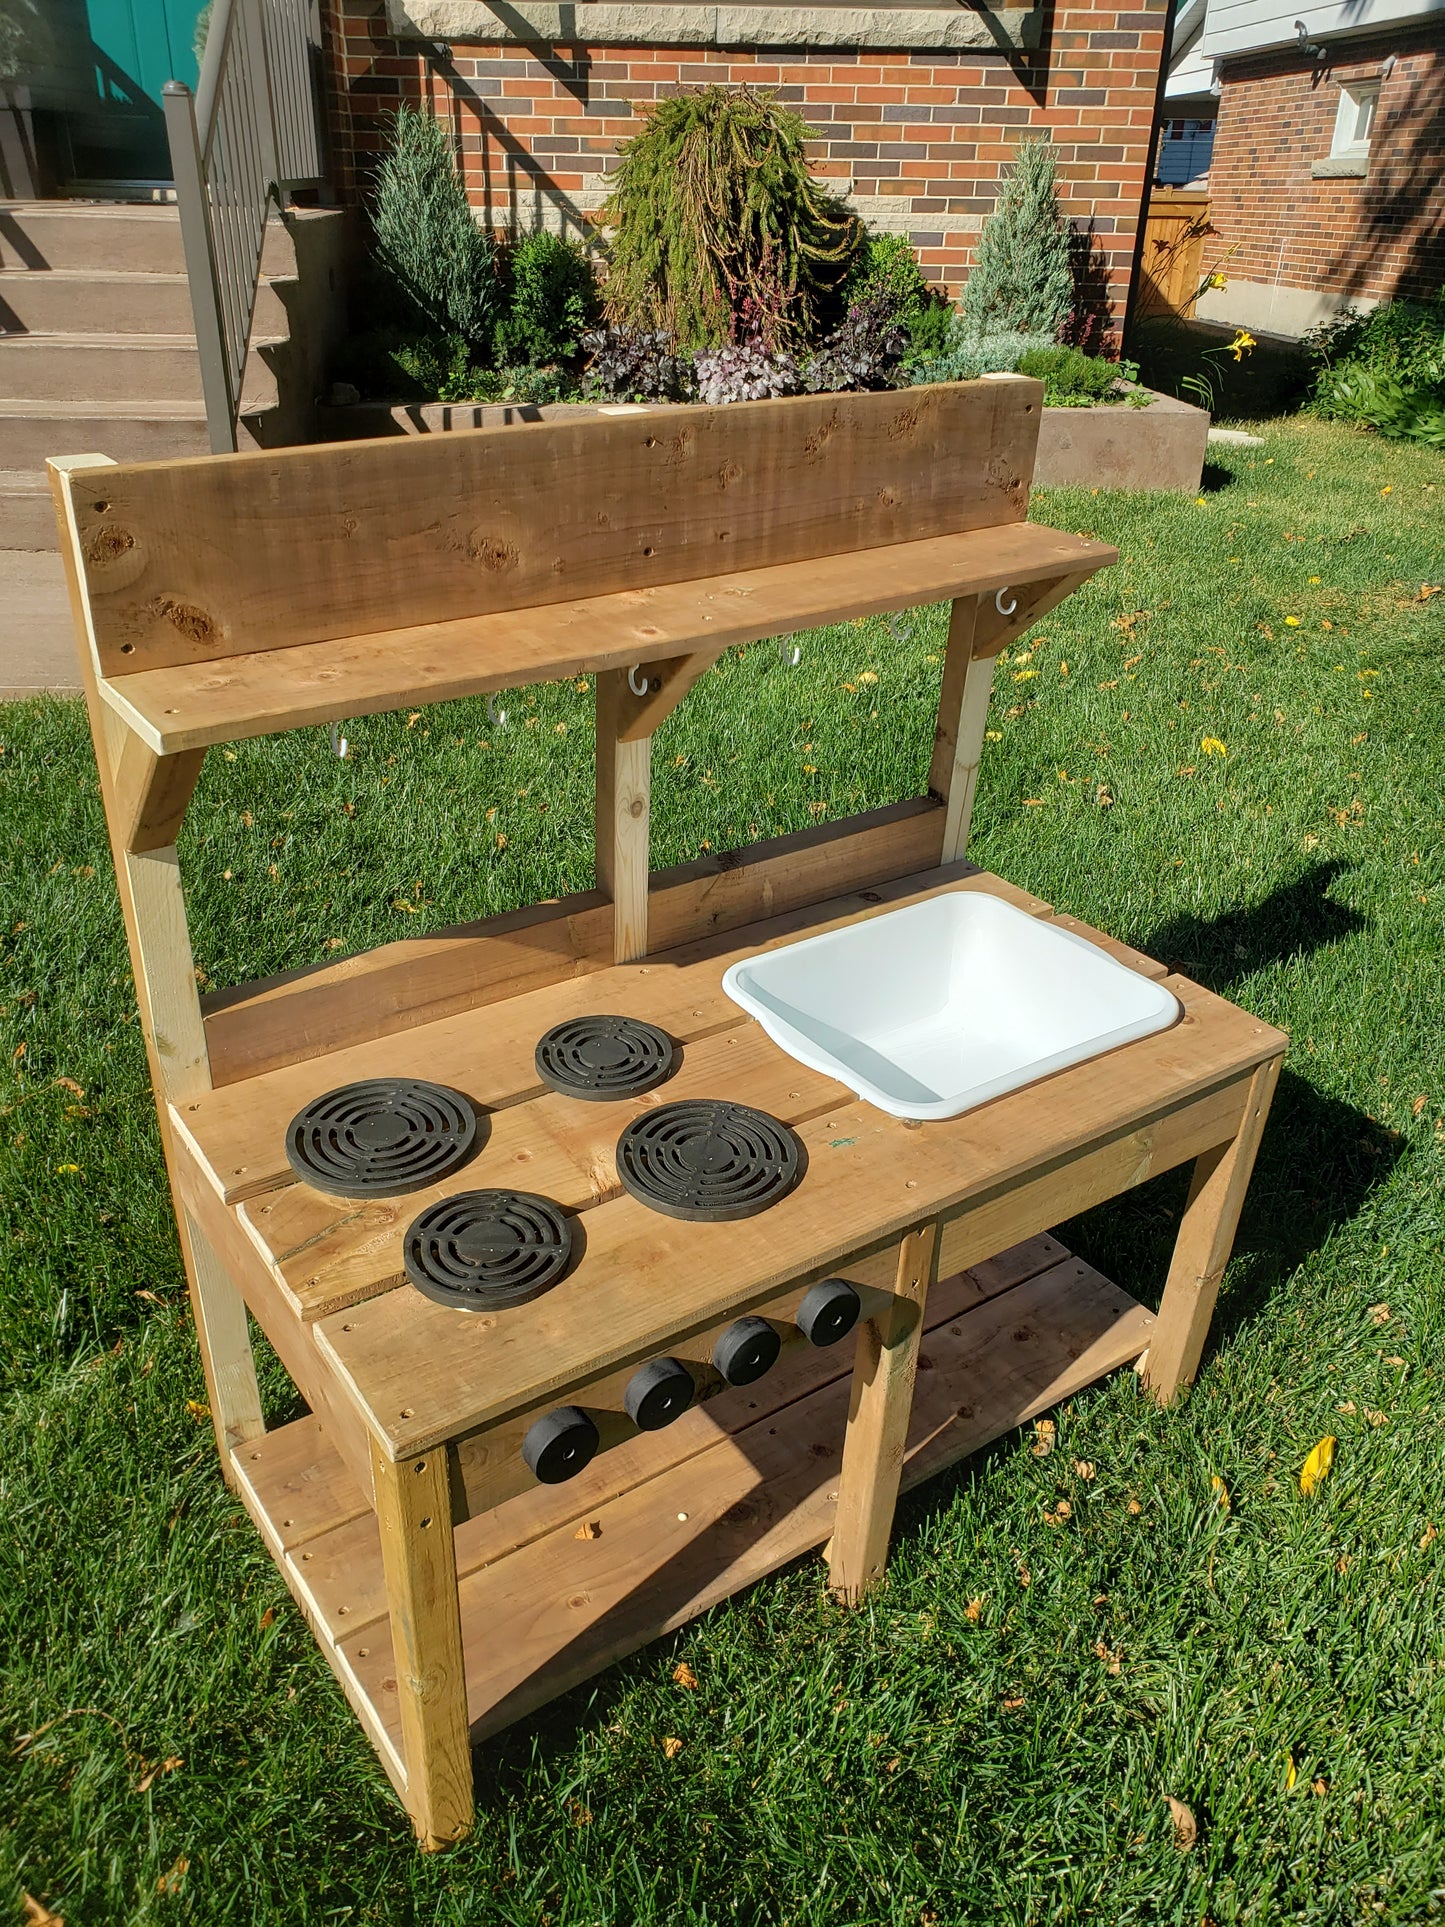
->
[1135,189,1213,319]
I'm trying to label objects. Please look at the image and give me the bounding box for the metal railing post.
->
[164,79,240,454]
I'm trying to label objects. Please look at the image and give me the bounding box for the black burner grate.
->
[285,1079,479,1198]
[615,1100,800,1223]
[535,1015,676,1102]
[404,1190,574,1310]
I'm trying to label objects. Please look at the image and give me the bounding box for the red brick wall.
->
[1208,27,1445,307]
[319,0,1168,336]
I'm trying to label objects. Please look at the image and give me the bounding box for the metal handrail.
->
[163,0,326,453]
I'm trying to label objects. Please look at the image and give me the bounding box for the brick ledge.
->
[385,0,1040,51]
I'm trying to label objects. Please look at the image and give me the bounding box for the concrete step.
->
[0,267,292,337]
[0,398,212,468]
[0,468,54,548]
[0,331,286,404]
[0,200,304,277]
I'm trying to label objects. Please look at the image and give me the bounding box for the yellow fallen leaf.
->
[1211,1475,1231,1513]
[857,670,878,685]
[1072,1459,1096,1480]
[673,1662,698,1689]
[964,1597,984,1622]
[661,1736,683,1759]
[1200,737,1227,757]
[1284,1753,1298,1791]
[185,1399,210,1422]
[134,1755,183,1794]
[22,1896,64,1927]
[391,899,418,914]
[53,1076,84,1098]
[1164,1794,1198,1850]
[1300,1436,1336,1496]
[56,1163,80,1175]
[1420,1523,1437,1549]
[1012,668,1038,682]
[574,1520,601,1541]
[1284,616,1301,627]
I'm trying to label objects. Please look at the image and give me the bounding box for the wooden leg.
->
[595,668,651,963]
[183,1211,264,1470]
[1143,1055,1282,1404]
[928,596,994,864]
[828,1223,939,1602]
[371,1441,473,1848]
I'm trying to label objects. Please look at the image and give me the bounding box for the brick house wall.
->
[318,0,1170,339]
[1197,23,1445,334]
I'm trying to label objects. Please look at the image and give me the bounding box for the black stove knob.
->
[713,1315,781,1386]
[796,1278,861,1347]
[521,1405,599,1484]
[625,1357,695,1431]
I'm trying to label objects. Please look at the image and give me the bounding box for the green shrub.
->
[960,137,1073,338]
[332,326,479,402]
[906,298,955,360]
[1017,343,1137,406]
[907,315,1056,385]
[369,103,499,350]
[599,85,858,349]
[1304,291,1445,445]
[493,231,599,367]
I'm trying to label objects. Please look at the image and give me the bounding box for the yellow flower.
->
[1284,616,1301,627]
[1201,737,1228,757]
[1229,329,1256,362]
[1209,272,1227,289]
[56,1163,80,1174]
[1013,667,1038,682]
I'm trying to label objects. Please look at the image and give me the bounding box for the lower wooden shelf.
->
[231,1234,1153,1790]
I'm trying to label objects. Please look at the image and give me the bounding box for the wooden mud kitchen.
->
[50,380,1285,1846]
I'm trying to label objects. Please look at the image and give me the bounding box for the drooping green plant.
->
[369,103,499,350]
[599,86,859,349]
[960,137,1074,339]
[493,231,599,367]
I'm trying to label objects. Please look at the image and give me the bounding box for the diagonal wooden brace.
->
[613,649,727,742]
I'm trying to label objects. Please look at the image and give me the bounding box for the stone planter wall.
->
[320,387,1210,493]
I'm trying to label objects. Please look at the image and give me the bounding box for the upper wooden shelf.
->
[99,523,1113,754]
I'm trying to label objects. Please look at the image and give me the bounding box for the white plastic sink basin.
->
[721,892,1181,1122]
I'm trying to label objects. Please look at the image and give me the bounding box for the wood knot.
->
[85,524,135,568]
[803,414,839,458]
[145,595,223,650]
[716,460,742,490]
[888,405,923,441]
[466,533,519,572]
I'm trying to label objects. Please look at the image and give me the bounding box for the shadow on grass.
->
[1139,859,1366,991]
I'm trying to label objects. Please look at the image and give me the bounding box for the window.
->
[1331,80,1379,161]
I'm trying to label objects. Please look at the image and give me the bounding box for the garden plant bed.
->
[317,387,1210,493]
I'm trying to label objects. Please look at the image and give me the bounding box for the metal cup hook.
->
[329,723,349,759]
[628,664,650,697]
[778,641,801,668]
[486,694,509,730]
[995,587,1018,617]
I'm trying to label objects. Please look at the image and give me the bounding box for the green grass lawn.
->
[2,415,1443,1925]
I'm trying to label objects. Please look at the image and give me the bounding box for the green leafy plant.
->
[1304,291,1445,445]
[599,85,859,349]
[1016,343,1139,407]
[959,137,1073,338]
[493,231,599,367]
[369,103,499,350]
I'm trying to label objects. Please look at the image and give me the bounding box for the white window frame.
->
[1331,80,1380,162]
